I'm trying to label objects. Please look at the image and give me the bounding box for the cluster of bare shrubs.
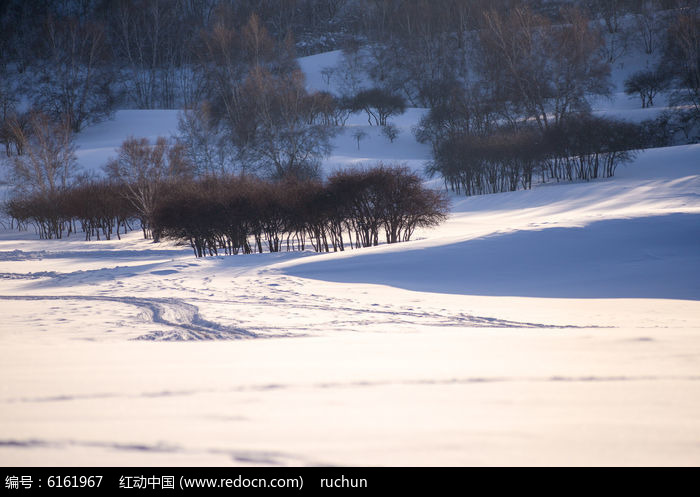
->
[5,182,138,240]
[5,163,448,254]
[542,117,643,181]
[153,165,448,258]
[428,116,643,196]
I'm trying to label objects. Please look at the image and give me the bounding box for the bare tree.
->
[381,3,467,105]
[381,123,400,143]
[347,88,406,126]
[105,136,194,239]
[332,39,368,97]
[586,0,636,34]
[198,6,248,140]
[199,9,296,132]
[625,69,671,108]
[177,102,234,176]
[31,14,115,132]
[238,67,336,180]
[7,112,78,195]
[478,6,611,129]
[664,6,700,113]
[0,66,21,157]
[108,0,198,109]
[241,12,275,68]
[352,129,367,150]
[636,1,664,55]
[0,65,18,126]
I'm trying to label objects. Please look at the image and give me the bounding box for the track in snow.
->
[0,295,256,341]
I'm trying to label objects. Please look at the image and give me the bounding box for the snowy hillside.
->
[1,50,699,467]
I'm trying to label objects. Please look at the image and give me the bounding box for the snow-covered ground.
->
[1,51,699,467]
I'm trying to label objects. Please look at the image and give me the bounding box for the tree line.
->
[2,1,697,126]
[5,181,136,240]
[422,115,644,196]
[4,163,449,258]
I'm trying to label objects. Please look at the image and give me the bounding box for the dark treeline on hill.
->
[5,165,449,257]
[1,0,698,118]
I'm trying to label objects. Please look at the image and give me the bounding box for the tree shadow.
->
[282,213,700,300]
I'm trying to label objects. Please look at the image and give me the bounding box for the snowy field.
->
[1,51,699,467]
